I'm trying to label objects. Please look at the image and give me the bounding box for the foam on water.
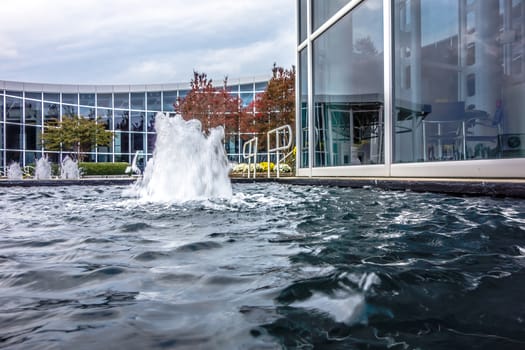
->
[126,113,232,203]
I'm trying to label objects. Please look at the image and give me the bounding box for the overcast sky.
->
[0,0,296,85]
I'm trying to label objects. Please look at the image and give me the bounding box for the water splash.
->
[61,156,80,179]
[34,157,52,180]
[7,162,23,180]
[126,113,232,203]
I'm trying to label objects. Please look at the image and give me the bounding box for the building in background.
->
[297,0,524,178]
[0,77,268,170]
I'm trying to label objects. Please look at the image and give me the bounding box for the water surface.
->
[1,183,524,349]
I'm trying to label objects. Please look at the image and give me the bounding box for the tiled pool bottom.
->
[1,183,524,349]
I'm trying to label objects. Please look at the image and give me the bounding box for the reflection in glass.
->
[131,111,145,131]
[44,103,59,122]
[299,48,309,168]
[25,92,41,100]
[299,0,307,42]
[114,93,129,109]
[63,105,77,118]
[6,123,22,150]
[79,93,95,106]
[313,0,384,167]
[312,0,349,31]
[240,92,254,107]
[80,106,96,120]
[163,91,177,111]
[393,0,525,162]
[6,97,23,123]
[97,108,112,130]
[131,92,145,110]
[62,93,78,105]
[147,92,161,110]
[25,125,40,151]
[97,93,112,108]
[114,110,129,131]
[131,132,145,152]
[25,100,42,125]
[44,93,60,102]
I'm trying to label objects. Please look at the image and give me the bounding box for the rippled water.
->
[1,183,524,349]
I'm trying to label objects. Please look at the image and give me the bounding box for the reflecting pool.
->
[1,183,524,349]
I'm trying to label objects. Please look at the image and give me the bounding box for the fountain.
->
[7,162,23,180]
[60,156,80,179]
[126,112,232,202]
[34,157,52,180]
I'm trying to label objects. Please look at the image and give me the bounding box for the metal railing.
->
[242,136,258,178]
[267,125,293,178]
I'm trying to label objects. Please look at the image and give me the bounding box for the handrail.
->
[267,125,293,178]
[242,136,258,178]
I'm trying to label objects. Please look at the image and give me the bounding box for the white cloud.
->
[0,0,296,84]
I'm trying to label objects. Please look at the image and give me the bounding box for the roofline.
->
[0,75,272,93]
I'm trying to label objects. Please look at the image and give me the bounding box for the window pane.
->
[299,48,309,168]
[131,111,145,131]
[240,83,253,92]
[312,0,348,31]
[25,100,42,125]
[240,92,254,107]
[63,105,77,118]
[97,93,112,108]
[25,125,40,151]
[44,103,59,122]
[25,92,42,100]
[44,93,60,103]
[62,93,78,105]
[131,92,145,110]
[393,0,524,162]
[114,110,129,131]
[147,112,157,132]
[79,93,95,106]
[6,96,22,123]
[97,108,112,130]
[163,91,177,111]
[6,123,22,150]
[299,0,308,42]
[114,93,129,109]
[254,82,267,91]
[131,132,145,152]
[147,91,161,111]
[80,106,96,120]
[313,0,384,167]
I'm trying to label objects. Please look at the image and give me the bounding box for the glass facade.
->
[0,78,268,172]
[298,0,525,178]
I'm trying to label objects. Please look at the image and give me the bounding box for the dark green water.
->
[1,183,524,349]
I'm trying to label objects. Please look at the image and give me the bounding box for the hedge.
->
[79,162,129,176]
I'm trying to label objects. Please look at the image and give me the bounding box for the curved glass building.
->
[297,0,525,178]
[0,77,268,170]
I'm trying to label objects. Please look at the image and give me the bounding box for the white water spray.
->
[127,113,232,203]
[7,162,23,180]
[34,157,52,180]
[61,156,80,179]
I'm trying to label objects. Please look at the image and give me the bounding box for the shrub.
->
[258,162,275,172]
[79,162,129,176]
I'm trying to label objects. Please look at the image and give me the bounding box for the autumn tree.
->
[250,63,296,136]
[41,116,113,161]
[176,71,242,135]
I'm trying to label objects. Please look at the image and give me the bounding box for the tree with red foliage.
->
[176,71,242,135]
[251,64,296,137]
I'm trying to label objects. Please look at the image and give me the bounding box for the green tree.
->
[41,116,113,161]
